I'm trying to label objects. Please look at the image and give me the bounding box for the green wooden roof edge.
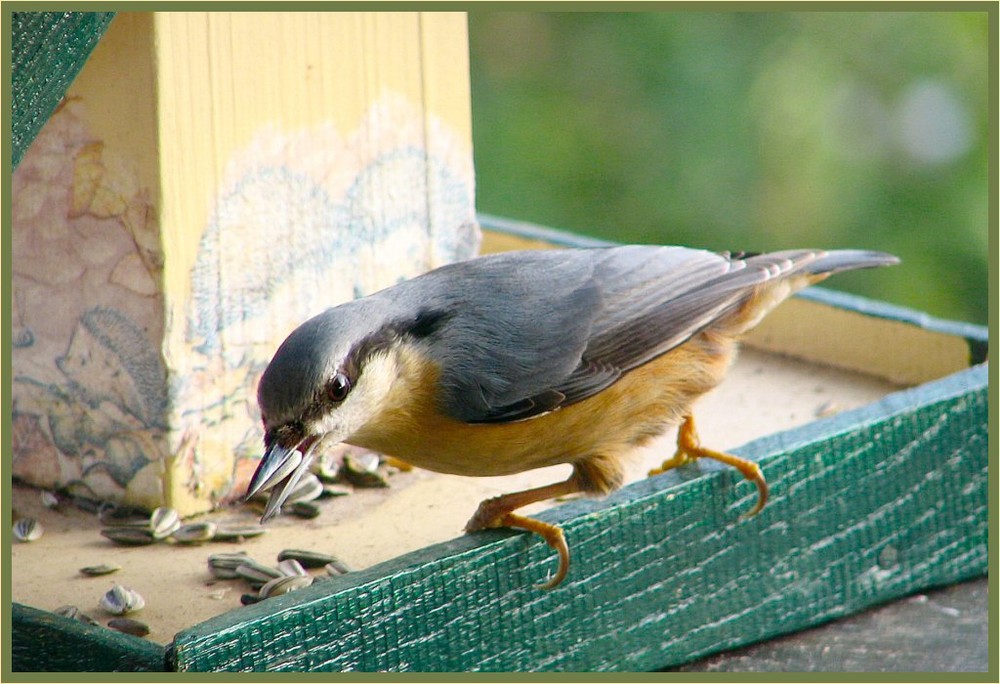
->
[11,11,116,170]
[168,360,986,671]
[10,603,167,672]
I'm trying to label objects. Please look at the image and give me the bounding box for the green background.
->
[469,11,989,325]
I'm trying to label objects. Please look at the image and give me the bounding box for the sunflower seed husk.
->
[259,574,313,599]
[278,548,342,569]
[276,558,308,577]
[815,399,843,418]
[235,559,282,585]
[13,518,43,542]
[325,558,353,576]
[107,617,150,637]
[208,551,252,579]
[40,490,61,508]
[252,447,304,496]
[54,605,100,626]
[100,584,145,615]
[351,451,380,471]
[80,563,121,577]
[339,454,390,488]
[98,504,151,527]
[290,501,321,519]
[170,521,217,544]
[240,593,262,605]
[315,459,341,483]
[150,507,181,539]
[319,483,353,498]
[284,473,324,504]
[212,525,267,542]
[101,527,156,546]
[70,496,103,515]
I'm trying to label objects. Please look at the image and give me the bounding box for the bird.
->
[245,245,898,589]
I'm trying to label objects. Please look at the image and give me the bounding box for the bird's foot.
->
[466,495,571,590]
[648,414,769,518]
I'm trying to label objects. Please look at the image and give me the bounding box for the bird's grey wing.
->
[415,250,604,423]
[452,247,831,423]
[421,247,756,423]
[552,248,832,406]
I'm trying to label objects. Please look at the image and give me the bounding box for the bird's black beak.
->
[246,436,318,523]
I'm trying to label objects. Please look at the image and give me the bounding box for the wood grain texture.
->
[169,363,987,672]
[11,603,166,672]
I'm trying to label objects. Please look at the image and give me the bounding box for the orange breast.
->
[346,330,738,486]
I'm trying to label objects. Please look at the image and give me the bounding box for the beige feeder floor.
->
[10,347,903,644]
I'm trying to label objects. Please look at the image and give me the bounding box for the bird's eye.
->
[327,373,351,402]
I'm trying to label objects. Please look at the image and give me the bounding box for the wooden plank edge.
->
[10,603,167,673]
[168,363,987,672]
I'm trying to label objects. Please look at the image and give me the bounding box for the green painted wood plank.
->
[11,11,115,169]
[11,603,167,672]
[169,363,987,672]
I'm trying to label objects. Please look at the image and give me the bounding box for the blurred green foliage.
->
[469,12,989,325]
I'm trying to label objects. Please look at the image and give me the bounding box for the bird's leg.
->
[649,414,769,518]
[466,478,582,590]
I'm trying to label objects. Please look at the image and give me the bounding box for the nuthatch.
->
[246,246,898,588]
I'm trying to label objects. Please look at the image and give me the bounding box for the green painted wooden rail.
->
[11,603,166,672]
[162,361,987,672]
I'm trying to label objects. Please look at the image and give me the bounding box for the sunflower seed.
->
[284,473,324,504]
[207,551,252,579]
[339,454,390,488]
[107,617,150,637]
[100,584,145,615]
[150,507,181,539]
[290,501,321,519]
[277,548,342,569]
[325,558,353,576]
[240,593,262,605]
[54,605,100,626]
[170,522,217,544]
[276,558,308,577]
[13,518,43,542]
[212,525,267,542]
[235,559,282,585]
[40,490,61,508]
[319,483,353,498]
[101,527,156,546]
[815,399,843,418]
[259,574,313,599]
[251,447,303,495]
[315,459,341,483]
[98,504,150,527]
[80,563,121,577]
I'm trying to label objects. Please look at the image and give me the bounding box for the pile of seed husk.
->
[100,505,267,547]
[208,548,353,604]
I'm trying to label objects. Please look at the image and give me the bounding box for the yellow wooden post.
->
[11,12,479,515]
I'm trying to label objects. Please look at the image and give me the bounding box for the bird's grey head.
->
[248,294,449,520]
